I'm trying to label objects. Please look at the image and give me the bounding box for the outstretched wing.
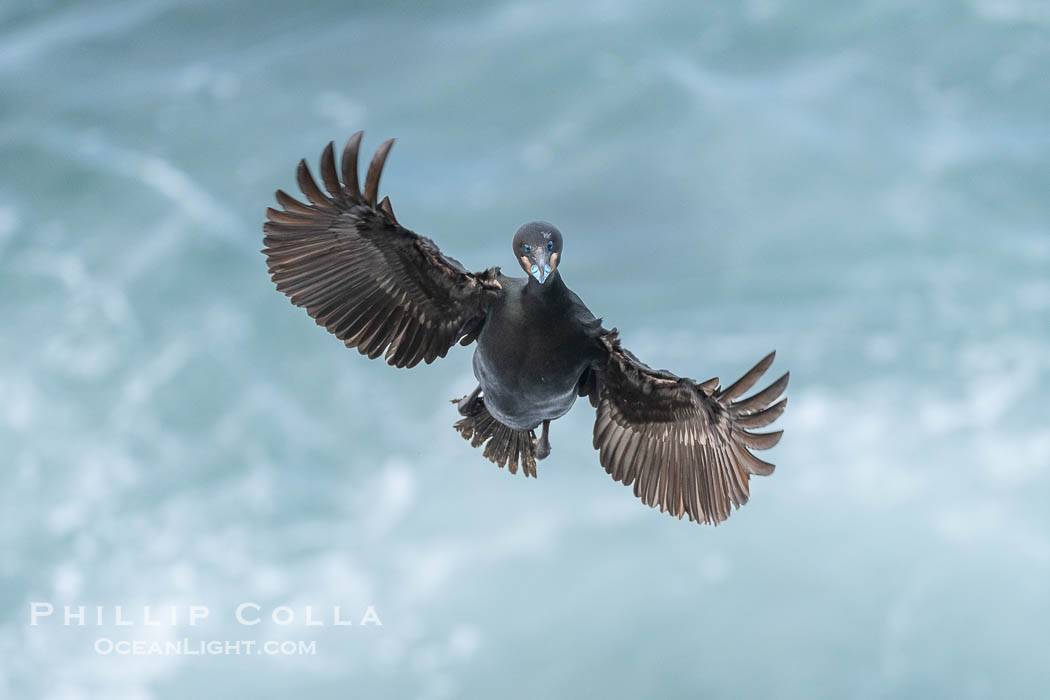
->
[262,133,503,368]
[589,331,789,525]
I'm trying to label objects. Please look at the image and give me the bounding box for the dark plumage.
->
[262,132,789,525]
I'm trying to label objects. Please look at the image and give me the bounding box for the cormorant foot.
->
[534,419,552,460]
[455,385,483,416]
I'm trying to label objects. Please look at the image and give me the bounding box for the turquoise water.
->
[2,1,1049,697]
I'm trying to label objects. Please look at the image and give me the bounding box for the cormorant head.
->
[512,221,562,284]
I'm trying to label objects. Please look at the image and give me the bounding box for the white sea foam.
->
[0,0,171,70]
[0,204,17,252]
[313,92,367,132]
[38,128,239,234]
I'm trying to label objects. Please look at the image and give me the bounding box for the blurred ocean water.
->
[1,0,1048,697]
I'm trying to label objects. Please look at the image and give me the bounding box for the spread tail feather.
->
[452,395,538,477]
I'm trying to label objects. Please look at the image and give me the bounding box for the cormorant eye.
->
[547,241,554,251]
[523,244,531,253]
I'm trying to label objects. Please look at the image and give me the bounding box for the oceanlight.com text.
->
[94,638,318,656]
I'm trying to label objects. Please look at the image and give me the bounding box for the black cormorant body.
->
[473,270,602,431]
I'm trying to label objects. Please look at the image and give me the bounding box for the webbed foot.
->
[453,385,482,417]
[534,419,551,461]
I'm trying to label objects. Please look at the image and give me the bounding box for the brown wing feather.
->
[262,133,503,368]
[590,330,788,525]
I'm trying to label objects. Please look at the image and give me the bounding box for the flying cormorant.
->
[262,132,789,525]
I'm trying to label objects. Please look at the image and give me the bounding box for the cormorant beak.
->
[526,250,556,284]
